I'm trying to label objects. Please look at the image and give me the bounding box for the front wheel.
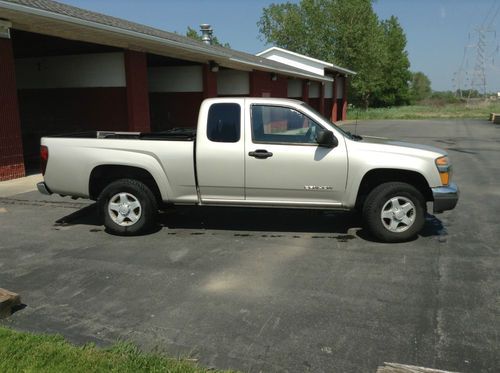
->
[98,179,158,236]
[362,182,425,242]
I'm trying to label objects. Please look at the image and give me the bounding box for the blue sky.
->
[59,0,500,92]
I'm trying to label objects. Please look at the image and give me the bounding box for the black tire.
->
[98,178,158,236]
[362,182,425,242]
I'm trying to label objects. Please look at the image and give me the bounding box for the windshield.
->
[300,102,353,139]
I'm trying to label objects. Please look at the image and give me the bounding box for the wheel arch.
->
[355,168,433,210]
[89,165,163,204]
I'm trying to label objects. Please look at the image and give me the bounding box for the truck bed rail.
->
[46,128,196,141]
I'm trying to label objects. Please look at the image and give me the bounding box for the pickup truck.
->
[37,97,459,242]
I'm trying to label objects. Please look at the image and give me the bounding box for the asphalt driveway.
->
[0,119,499,372]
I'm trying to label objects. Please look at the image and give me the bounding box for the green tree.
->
[257,1,317,56]
[258,0,411,109]
[375,16,411,107]
[186,26,230,48]
[409,72,432,102]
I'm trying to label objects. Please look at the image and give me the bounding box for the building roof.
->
[257,46,357,76]
[0,0,335,82]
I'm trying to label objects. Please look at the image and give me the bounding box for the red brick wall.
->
[302,81,309,104]
[324,99,333,121]
[272,74,288,97]
[124,50,151,132]
[203,64,217,98]
[250,71,287,97]
[331,78,338,122]
[149,92,204,131]
[342,76,349,121]
[319,83,325,116]
[0,38,25,181]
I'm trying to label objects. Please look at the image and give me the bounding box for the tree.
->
[257,1,315,56]
[186,26,230,48]
[375,16,411,107]
[409,72,432,102]
[258,0,412,109]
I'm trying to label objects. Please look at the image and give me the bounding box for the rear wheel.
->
[362,182,425,242]
[98,179,158,235]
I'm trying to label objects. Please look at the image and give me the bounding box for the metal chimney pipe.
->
[200,24,213,45]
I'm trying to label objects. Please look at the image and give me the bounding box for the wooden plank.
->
[377,362,461,373]
[0,288,21,319]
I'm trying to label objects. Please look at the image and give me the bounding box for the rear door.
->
[196,100,245,202]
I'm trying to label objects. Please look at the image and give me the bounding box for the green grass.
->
[0,326,233,373]
[351,101,500,120]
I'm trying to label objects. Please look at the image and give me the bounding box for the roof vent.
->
[200,24,213,45]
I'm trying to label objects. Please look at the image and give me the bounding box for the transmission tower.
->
[467,27,495,101]
[454,0,499,102]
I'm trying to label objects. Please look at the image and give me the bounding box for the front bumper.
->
[432,182,459,213]
[37,182,52,195]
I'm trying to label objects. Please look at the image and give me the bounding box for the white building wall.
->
[15,52,126,89]
[263,51,326,77]
[148,65,203,92]
[217,69,249,95]
[287,79,302,97]
[309,82,320,98]
[324,81,333,99]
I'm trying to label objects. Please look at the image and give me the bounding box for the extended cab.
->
[38,98,459,242]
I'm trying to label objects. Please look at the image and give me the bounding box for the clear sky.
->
[58,0,500,92]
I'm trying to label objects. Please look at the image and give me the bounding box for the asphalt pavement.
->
[0,119,499,372]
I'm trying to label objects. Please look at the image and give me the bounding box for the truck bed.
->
[47,128,197,141]
[41,129,198,203]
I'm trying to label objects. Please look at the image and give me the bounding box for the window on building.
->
[251,105,321,144]
[207,103,241,143]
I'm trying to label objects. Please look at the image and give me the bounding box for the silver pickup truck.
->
[37,97,458,242]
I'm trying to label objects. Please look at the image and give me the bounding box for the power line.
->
[487,2,500,27]
[482,0,498,27]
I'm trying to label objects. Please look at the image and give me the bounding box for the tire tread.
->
[98,178,158,236]
[362,182,425,242]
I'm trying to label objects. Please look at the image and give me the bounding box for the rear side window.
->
[207,103,241,143]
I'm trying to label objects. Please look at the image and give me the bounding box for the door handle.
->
[248,149,273,159]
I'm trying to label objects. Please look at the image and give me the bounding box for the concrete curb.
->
[377,362,461,373]
[0,174,42,197]
[0,288,21,319]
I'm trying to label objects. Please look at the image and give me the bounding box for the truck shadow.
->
[55,203,101,227]
[55,204,446,242]
[158,206,360,234]
[158,206,446,242]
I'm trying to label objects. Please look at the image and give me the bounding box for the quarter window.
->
[207,103,241,143]
[251,105,321,144]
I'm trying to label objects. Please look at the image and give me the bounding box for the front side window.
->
[207,103,241,143]
[251,105,321,144]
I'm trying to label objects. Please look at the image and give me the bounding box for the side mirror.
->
[316,129,338,148]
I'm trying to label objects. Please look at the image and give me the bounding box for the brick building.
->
[0,0,355,181]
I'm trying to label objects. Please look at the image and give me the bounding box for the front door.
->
[244,104,348,206]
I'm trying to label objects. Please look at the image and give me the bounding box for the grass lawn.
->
[0,326,234,373]
[350,101,500,120]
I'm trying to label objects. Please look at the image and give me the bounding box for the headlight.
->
[435,156,451,186]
